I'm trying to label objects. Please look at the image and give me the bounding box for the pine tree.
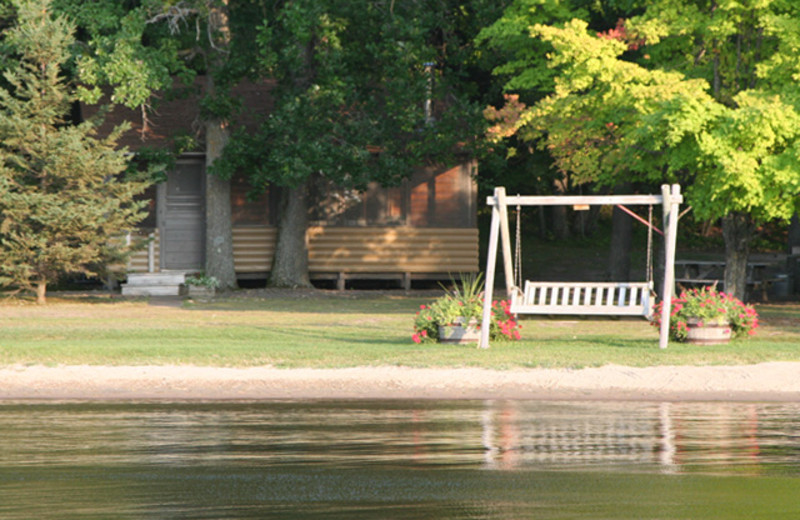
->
[0,0,151,304]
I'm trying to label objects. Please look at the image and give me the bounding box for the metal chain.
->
[646,204,654,286]
[515,202,522,289]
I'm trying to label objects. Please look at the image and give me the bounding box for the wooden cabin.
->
[84,79,479,289]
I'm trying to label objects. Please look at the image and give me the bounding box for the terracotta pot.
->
[686,317,732,345]
[438,318,479,344]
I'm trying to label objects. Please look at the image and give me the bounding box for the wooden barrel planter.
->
[686,318,732,345]
[439,318,480,344]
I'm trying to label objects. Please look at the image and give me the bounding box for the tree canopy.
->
[0,0,150,304]
[212,0,490,287]
[482,0,800,298]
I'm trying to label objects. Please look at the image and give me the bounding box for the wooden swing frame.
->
[479,185,683,349]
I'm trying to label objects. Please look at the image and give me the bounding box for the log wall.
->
[128,226,479,284]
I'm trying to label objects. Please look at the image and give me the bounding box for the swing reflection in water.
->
[480,185,683,349]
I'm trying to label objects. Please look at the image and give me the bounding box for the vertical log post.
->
[480,188,504,349]
[659,184,681,349]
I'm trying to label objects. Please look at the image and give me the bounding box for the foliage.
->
[412,274,521,343]
[215,0,487,190]
[652,286,759,342]
[483,0,800,219]
[185,273,220,289]
[482,0,800,298]
[0,0,150,304]
[51,0,195,110]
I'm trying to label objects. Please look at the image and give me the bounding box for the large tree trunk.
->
[722,212,754,301]
[552,206,570,240]
[205,109,237,290]
[203,1,237,291]
[269,182,313,288]
[608,206,633,282]
[788,213,800,254]
[789,214,800,295]
[36,279,46,305]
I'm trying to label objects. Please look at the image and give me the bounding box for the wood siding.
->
[306,226,478,274]
[129,226,478,276]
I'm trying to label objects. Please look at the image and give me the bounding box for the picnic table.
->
[675,259,775,297]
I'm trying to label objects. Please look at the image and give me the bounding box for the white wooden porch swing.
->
[479,185,683,349]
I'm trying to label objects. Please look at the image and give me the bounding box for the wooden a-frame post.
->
[479,185,682,349]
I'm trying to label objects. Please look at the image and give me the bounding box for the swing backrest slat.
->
[510,281,652,317]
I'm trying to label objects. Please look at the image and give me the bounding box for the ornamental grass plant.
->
[412,274,521,344]
[652,286,759,342]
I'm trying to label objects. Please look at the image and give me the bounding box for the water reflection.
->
[1,400,799,519]
[2,400,799,474]
[476,401,800,476]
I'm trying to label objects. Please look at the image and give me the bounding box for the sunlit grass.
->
[0,291,798,368]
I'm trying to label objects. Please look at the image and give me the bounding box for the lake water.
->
[1,400,799,519]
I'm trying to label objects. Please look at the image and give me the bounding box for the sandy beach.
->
[1,362,799,401]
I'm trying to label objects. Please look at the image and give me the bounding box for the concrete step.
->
[121,284,184,297]
[125,272,187,286]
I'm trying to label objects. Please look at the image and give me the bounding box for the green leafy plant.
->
[652,286,759,342]
[412,274,521,344]
[185,274,220,290]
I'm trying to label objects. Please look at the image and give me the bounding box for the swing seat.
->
[510,281,653,318]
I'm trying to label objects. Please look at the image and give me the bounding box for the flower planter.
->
[438,318,480,344]
[187,285,215,300]
[686,317,732,345]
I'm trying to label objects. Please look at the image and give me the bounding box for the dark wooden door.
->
[159,159,205,270]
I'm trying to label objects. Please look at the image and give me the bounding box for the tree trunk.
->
[203,1,237,291]
[788,213,800,254]
[552,206,570,240]
[269,182,313,288]
[205,109,237,290]
[36,280,46,305]
[722,212,754,300]
[608,206,633,282]
[789,214,800,294]
[552,176,570,240]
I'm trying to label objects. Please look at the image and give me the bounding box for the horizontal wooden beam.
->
[487,192,683,207]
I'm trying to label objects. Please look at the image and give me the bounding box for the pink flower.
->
[412,333,421,344]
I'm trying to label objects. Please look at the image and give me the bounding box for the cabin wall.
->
[129,225,478,283]
[129,160,479,282]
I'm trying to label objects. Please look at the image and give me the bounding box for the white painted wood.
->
[480,185,682,348]
[659,184,681,349]
[509,281,653,317]
[487,194,665,207]
[479,188,504,349]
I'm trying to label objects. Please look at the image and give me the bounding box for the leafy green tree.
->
[215,0,487,287]
[484,0,800,299]
[55,0,240,289]
[0,0,150,304]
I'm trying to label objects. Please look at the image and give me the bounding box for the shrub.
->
[652,286,758,341]
[412,275,521,344]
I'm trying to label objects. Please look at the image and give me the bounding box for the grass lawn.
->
[0,290,798,369]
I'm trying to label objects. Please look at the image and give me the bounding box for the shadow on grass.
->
[186,296,428,315]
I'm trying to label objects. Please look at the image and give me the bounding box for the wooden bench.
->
[510,281,653,317]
